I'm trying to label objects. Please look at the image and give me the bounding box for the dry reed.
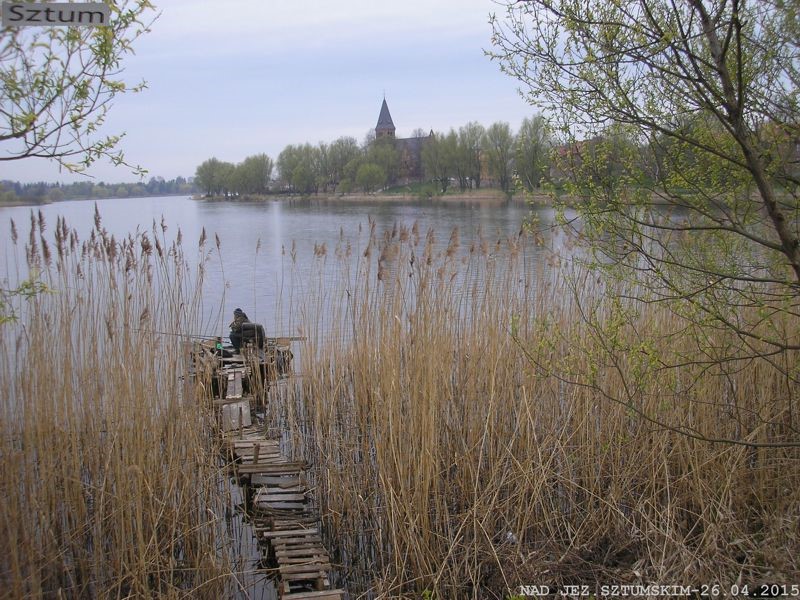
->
[0,210,237,598]
[4,209,797,600]
[281,223,800,598]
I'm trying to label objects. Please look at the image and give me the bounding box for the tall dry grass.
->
[0,210,236,598]
[284,222,800,598]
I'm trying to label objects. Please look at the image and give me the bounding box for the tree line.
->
[0,176,196,204]
[194,139,396,197]
[422,117,551,193]
[196,110,798,199]
[194,115,556,197]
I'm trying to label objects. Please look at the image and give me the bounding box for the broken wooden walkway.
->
[195,345,346,600]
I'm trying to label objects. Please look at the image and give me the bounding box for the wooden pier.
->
[194,341,345,600]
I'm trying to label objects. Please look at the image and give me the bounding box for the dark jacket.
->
[230,310,250,333]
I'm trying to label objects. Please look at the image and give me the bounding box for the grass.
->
[381,182,442,196]
[380,182,514,198]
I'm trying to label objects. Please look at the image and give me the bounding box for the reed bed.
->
[0,211,236,598]
[285,222,800,598]
[4,209,797,599]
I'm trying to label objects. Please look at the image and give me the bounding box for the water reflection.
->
[0,195,572,336]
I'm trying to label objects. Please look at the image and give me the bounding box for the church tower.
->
[375,98,396,139]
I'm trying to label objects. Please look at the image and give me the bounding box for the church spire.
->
[375,98,395,139]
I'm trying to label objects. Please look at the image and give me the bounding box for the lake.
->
[0,195,569,338]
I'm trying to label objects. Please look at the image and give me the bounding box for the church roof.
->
[376,98,395,130]
[396,136,424,153]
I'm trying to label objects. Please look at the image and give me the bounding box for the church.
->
[374,98,432,182]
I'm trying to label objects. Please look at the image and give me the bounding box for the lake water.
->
[0,195,569,338]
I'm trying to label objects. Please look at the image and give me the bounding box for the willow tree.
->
[458,122,485,189]
[483,121,515,193]
[491,0,799,446]
[0,1,156,174]
[233,153,274,195]
[515,114,551,191]
[422,130,457,194]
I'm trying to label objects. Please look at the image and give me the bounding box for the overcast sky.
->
[2,0,538,184]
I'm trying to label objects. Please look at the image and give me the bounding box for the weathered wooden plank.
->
[275,556,330,567]
[220,426,266,440]
[241,459,307,468]
[261,528,319,538]
[239,457,285,466]
[280,564,330,576]
[273,542,322,552]
[277,557,330,568]
[220,356,247,364]
[273,539,325,551]
[251,474,303,486]
[256,492,307,502]
[235,444,282,453]
[272,518,318,526]
[281,591,345,600]
[233,438,281,451]
[272,519,319,530]
[240,457,287,466]
[271,537,324,547]
[220,425,263,433]
[226,370,243,398]
[233,440,280,449]
[271,524,318,534]
[275,548,330,560]
[280,570,328,590]
[213,397,252,407]
[267,515,318,525]
[266,492,312,501]
[264,503,315,511]
[283,583,331,594]
[255,484,306,494]
[258,501,308,510]
[232,435,278,442]
[272,540,325,551]
[236,462,308,474]
[220,400,251,431]
[237,447,283,456]
[238,453,285,460]
[255,500,307,509]
[269,510,317,519]
[276,547,326,553]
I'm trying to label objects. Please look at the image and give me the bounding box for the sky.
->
[1,0,539,184]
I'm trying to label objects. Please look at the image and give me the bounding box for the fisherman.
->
[229,307,250,352]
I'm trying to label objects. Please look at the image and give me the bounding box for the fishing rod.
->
[128,327,210,339]
[128,326,306,343]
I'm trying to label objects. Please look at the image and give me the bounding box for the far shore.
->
[0,192,191,209]
[0,199,51,208]
[194,190,555,206]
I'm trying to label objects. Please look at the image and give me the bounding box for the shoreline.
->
[0,192,191,208]
[194,190,553,206]
[0,190,556,208]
